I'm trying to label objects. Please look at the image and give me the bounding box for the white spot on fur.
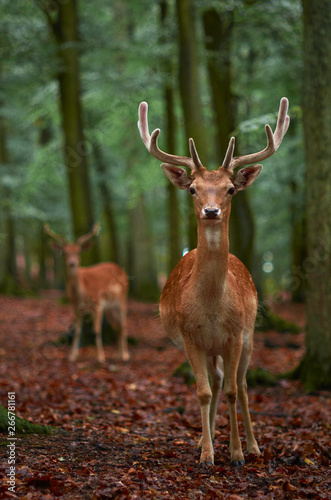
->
[205,227,221,250]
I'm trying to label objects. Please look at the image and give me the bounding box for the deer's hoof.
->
[199,461,214,469]
[199,450,214,466]
[247,444,261,456]
[231,459,245,467]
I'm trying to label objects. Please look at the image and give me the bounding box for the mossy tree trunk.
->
[0,84,18,293]
[127,193,159,301]
[298,0,331,390]
[92,140,120,265]
[39,0,98,265]
[202,7,258,283]
[0,404,53,435]
[160,0,182,274]
[176,0,208,250]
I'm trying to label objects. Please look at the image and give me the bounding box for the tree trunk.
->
[92,140,120,264]
[298,0,331,390]
[127,194,159,301]
[0,86,18,292]
[202,7,258,281]
[289,179,306,302]
[40,0,98,264]
[23,228,32,288]
[176,0,208,250]
[38,222,48,289]
[160,0,182,274]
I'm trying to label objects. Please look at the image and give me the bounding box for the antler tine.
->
[44,223,67,246]
[76,224,100,246]
[222,137,236,170]
[189,138,204,169]
[228,97,290,171]
[138,101,152,150]
[138,102,198,171]
[274,97,290,148]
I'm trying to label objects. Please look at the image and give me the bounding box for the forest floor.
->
[0,293,330,499]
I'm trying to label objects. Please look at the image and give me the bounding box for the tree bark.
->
[160,0,182,273]
[39,0,98,264]
[202,7,258,281]
[176,0,208,250]
[127,194,159,301]
[299,0,331,389]
[92,140,120,264]
[0,84,18,292]
[38,222,48,289]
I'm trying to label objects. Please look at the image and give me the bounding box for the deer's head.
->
[138,99,289,225]
[44,224,100,274]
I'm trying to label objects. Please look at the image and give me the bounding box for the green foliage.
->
[246,367,278,388]
[0,0,304,296]
[256,306,301,333]
[0,405,54,435]
[173,361,196,386]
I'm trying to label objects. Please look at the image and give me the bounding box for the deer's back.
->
[78,263,128,303]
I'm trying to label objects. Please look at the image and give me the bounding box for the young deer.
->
[138,98,289,466]
[44,224,129,363]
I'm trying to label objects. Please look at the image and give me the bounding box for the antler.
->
[223,97,290,171]
[76,224,100,246]
[44,224,68,247]
[138,102,203,171]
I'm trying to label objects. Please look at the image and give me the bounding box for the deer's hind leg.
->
[222,337,244,466]
[237,334,260,456]
[69,313,83,362]
[93,305,105,363]
[104,300,129,361]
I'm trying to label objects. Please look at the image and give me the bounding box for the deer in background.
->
[138,98,289,466]
[44,224,129,363]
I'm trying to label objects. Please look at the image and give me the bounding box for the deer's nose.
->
[203,207,220,219]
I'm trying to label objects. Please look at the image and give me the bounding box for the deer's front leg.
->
[184,340,213,466]
[70,314,83,362]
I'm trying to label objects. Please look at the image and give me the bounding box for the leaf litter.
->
[0,293,330,499]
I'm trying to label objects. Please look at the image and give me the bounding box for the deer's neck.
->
[66,268,83,301]
[193,220,229,298]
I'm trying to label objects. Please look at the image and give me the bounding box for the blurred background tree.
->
[1,0,330,389]
[0,0,304,300]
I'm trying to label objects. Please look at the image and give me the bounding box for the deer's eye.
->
[189,187,196,195]
[228,187,235,195]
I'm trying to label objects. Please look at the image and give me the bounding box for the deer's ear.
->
[161,164,193,191]
[232,165,263,192]
[80,240,93,252]
[48,241,62,251]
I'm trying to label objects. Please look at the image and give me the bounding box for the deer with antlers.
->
[138,98,289,466]
[44,224,129,364]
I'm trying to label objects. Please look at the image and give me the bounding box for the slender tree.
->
[176,0,208,249]
[0,77,17,292]
[202,7,257,278]
[297,0,331,389]
[92,139,120,264]
[37,0,98,264]
[160,0,182,273]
